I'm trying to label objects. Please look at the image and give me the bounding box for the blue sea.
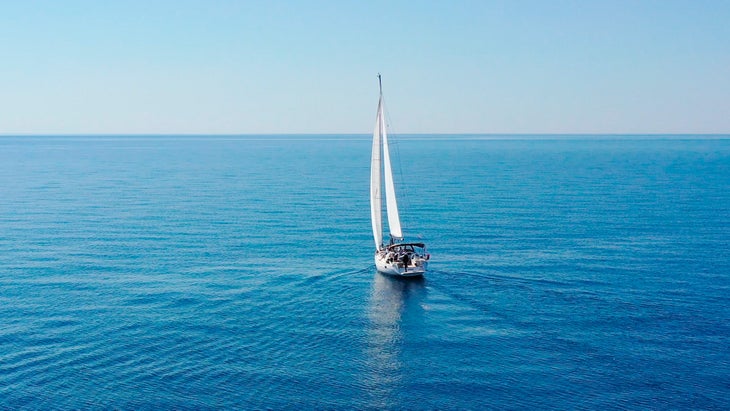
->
[1,135,729,409]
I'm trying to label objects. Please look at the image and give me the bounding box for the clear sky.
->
[1,0,728,134]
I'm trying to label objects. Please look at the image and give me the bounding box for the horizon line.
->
[2,132,729,137]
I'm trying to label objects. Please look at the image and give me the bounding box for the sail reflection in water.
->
[363,273,426,407]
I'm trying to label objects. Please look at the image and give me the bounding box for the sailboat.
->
[370,74,429,277]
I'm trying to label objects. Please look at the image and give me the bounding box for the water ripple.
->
[1,136,728,409]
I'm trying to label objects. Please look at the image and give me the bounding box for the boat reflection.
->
[363,271,426,408]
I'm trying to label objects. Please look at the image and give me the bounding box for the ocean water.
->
[1,135,729,409]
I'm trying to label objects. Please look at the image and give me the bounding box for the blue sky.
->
[1,0,728,134]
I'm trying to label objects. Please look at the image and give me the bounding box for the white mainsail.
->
[370,75,404,250]
[370,95,383,250]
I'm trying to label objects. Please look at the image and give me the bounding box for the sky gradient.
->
[1,0,729,134]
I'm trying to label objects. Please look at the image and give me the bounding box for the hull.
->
[375,252,427,277]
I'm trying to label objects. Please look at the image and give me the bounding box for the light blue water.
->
[1,135,729,409]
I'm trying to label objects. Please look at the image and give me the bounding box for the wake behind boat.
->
[370,74,429,277]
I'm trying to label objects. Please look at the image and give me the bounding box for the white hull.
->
[375,251,428,277]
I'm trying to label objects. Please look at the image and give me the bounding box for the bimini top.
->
[385,242,426,249]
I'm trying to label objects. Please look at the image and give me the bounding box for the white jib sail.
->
[370,96,384,250]
[381,106,403,240]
